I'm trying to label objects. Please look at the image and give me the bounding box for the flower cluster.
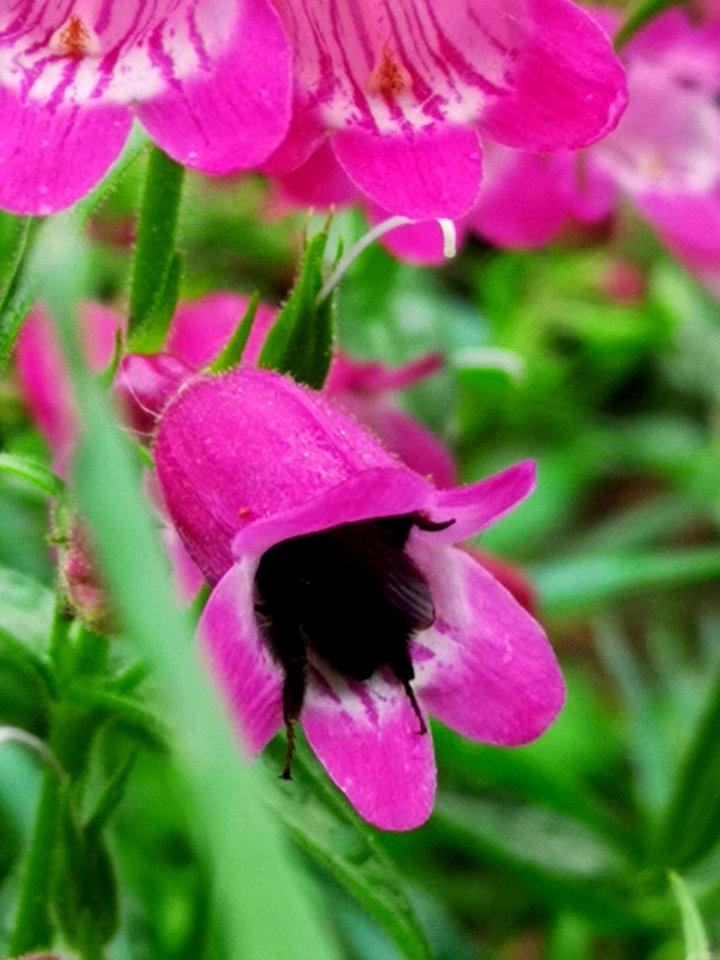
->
[0,0,625,215]
[154,366,564,829]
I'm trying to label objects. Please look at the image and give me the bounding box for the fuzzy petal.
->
[199,558,284,753]
[482,0,627,152]
[136,0,291,173]
[303,670,436,830]
[332,125,482,220]
[431,461,537,544]
[0,88,131,214]
[413,546,564,744]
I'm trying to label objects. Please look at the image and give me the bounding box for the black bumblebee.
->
[254,512,453,778]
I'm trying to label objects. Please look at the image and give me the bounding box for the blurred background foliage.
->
[0,144,719,960]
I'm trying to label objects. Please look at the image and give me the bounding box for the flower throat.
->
[254,512,453,778]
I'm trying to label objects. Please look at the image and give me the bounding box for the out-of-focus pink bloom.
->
[118,291,457,486]
[15,302,121,456]
[591,10,720,293]
[14,302,201,610]
[0,0,291,213]
[155,367,564,829]
[467,144,616,249]
[326,352,457,488]
[447,10,720,293]
[262,0,626,221]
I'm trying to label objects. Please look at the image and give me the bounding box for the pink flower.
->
[118,291,458,486]
[154,367,564,829]
[0,0,291,214]
[15,302,121,458]
[262,0,627,221]
[447,10,720,294]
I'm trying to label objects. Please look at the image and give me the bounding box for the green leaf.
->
[435,794,643,933]
[128,146,185,352]
[0,566,55,649]
[0,453,64,498]
[532,548,720,617]
[0,216,41,369]
[37,215,341,960]
[209,291,260,373]
[54,790,119,948]
[268,743,432,960]
[258,228,334,388]
[668,872,712,960]
[655,657,720,869]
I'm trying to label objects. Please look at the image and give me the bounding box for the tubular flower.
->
[0,0,291,214]
[118,291,458,486]
[154,368,564,829]
[261,0,627,221]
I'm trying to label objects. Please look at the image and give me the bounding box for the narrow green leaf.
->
[258,228,334,388]
[668,872,712,960]
[436,794,643,933]
[209,291,260,373]
[0,566,55,648]
[128,146,185,352]
[37,215,341,960]
[0,453,64,497]
[0,216,41,369]
[54,792,119,948]
[655,658,720,868]
[268,744,432,960]
[533,548,720,616]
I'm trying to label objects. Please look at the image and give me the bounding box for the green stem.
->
[128,146,185,352]
[8,769,63,956]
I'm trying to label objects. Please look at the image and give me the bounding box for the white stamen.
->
[315,215,458,308]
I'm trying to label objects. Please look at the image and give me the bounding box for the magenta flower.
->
[118,291,458,486]
[15,302,121,457]
[261,0,627,222]
[0,0,291,213]
[154,368,564,829]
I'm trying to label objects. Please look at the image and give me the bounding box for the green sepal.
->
[258,228,334,389]
[209,291,260,373]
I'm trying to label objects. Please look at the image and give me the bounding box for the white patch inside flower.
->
[278,0,529,134]
[0,0,236,106]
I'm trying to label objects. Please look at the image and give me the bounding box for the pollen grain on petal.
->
[367,45,413,99]
[48,14,101,60]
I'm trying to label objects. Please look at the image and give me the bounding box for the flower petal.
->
[0,89,131,214]
[199,558,284,754]
[233,467,435,558]
[166,292,276,368]
[332,124,482,220]
[482,0,627,152]
[302,669,436,830]
[136,0,291,173]
[413,546,565,744]
[431,461,537,543]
